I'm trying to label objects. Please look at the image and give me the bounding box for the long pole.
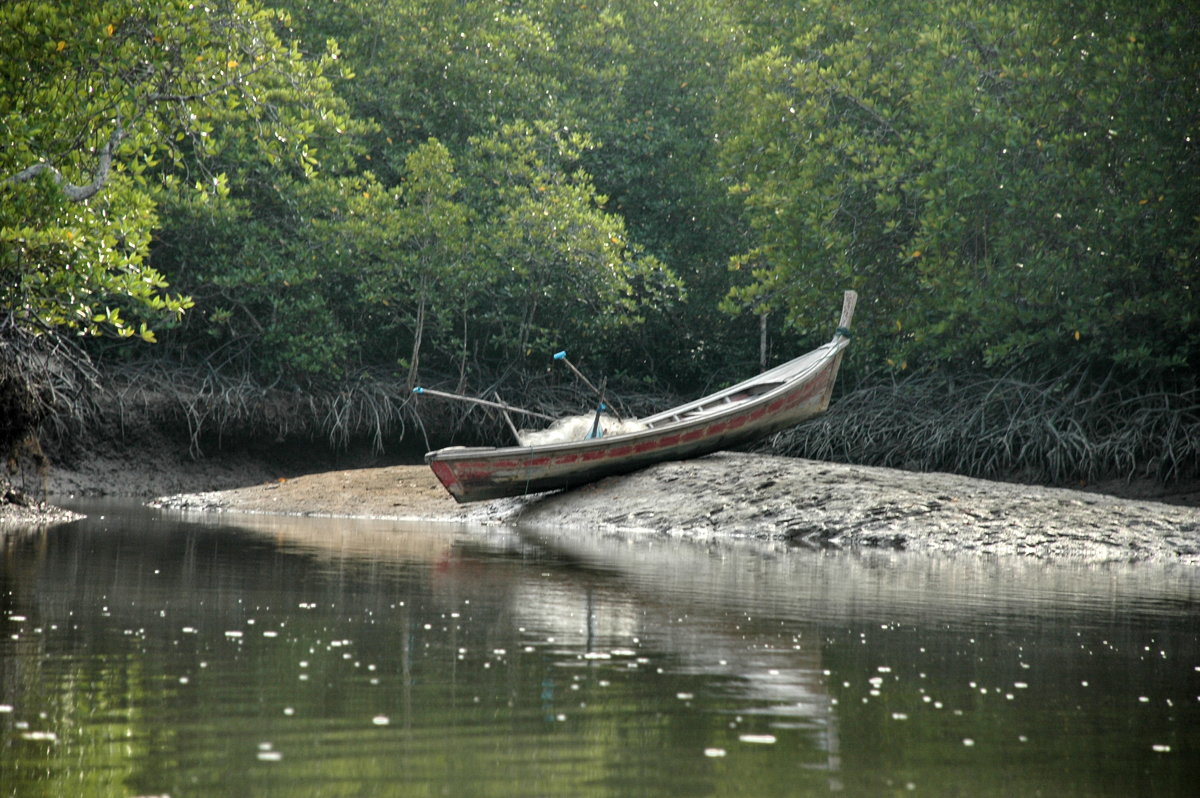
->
[493,391,522,442]
[553,351,623,421]
[412,387,556,421]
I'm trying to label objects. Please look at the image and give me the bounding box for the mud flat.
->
[146,452,1200,564]
[515,453,1200,562]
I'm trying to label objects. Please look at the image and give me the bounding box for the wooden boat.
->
[425,291,857,502]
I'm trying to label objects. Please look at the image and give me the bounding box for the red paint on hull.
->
[425,349,843,502]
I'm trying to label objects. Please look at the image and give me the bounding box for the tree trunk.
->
[406,283,427,392]
[760,311,768,372]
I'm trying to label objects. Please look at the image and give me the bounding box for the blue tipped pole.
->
[553,350,622,421]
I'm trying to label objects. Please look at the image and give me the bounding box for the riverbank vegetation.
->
[3,0,1197,493]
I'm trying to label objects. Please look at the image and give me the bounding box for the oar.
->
[411,387,555,421]
[553,350,623,421]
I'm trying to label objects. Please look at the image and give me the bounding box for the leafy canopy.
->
[719,0,1199,376]
[1,0,352,340]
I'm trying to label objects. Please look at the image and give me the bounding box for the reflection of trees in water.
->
[7,510,1197,796]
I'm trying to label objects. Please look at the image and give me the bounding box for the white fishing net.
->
[516,414,647,446]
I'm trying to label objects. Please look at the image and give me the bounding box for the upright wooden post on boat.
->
[820,290,858,414]
[837,290,858,336]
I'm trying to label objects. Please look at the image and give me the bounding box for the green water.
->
[2,501,1198,796]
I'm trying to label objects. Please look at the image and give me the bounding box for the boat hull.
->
[426,348,841,502]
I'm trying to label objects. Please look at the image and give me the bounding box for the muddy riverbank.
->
[142,451,1200,564]
[4,443,1198,563]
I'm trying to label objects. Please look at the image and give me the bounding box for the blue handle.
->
[412,387,424,394]
[553,350,567,361]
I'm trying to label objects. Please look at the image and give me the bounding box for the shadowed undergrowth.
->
[6,339,1197,494]
[80,363,672,458]
[770,369,1199,487]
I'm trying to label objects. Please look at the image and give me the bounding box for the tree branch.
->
[3,122,124,202]
[147,61,270,103]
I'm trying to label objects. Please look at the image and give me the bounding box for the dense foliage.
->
[3,0,1197,480]
[0,0,357,339]
[720,0,1199,376]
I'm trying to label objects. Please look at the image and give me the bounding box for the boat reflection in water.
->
[188,510,845,781]
[511,529,842,775]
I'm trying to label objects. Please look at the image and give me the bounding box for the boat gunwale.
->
[425,335,848,465]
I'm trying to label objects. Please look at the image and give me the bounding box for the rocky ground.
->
[0,490,82,527]
[5,442,1199,564]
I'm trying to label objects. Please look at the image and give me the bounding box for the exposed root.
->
[1,317,101,489]
[94,362,672,457]
[771,369,1199,486]
[9,325,1195,496]
[105,363,422,457]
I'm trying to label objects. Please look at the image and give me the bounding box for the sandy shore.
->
[144,452,1200,564]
